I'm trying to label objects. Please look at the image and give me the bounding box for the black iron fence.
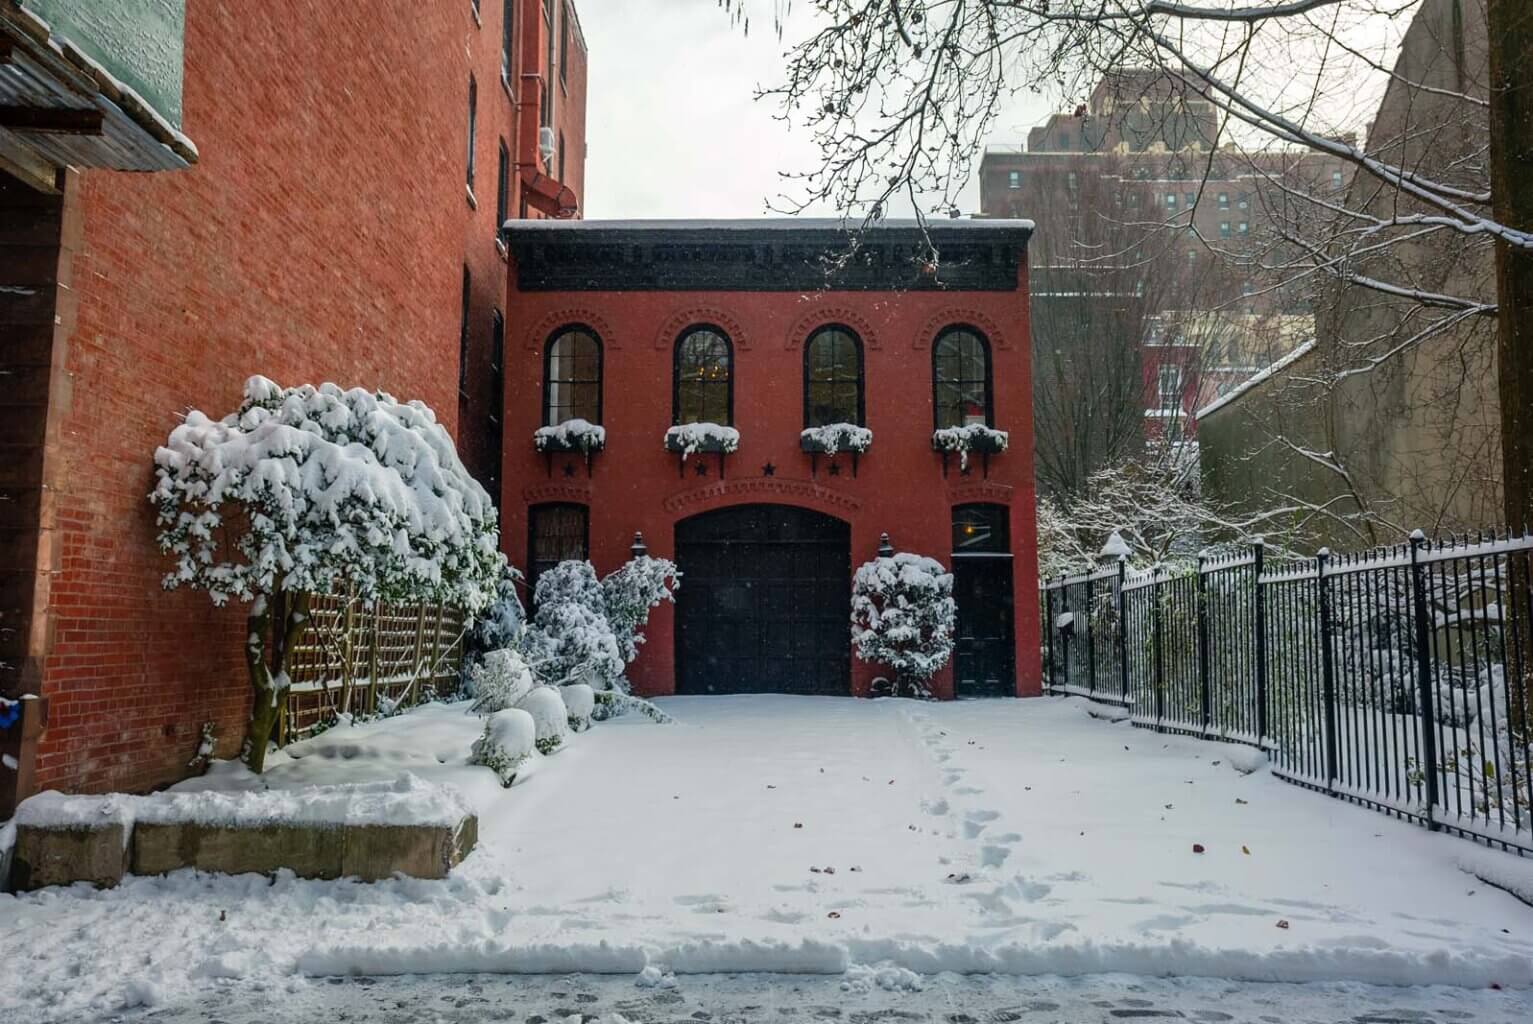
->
[1041,532,1533,854]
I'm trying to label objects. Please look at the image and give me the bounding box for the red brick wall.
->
[32,1,531,794]
[502,269,1044,701]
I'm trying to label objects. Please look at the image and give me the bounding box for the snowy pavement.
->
[4,695,1533,1022]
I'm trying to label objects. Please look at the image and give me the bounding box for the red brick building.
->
[502,220,1043,700]
[0,0,586,814]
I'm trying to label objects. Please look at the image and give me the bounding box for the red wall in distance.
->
[502,266,1044,700]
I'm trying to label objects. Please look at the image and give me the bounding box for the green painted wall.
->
[23,0,185,128]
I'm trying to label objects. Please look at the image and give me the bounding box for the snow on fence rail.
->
[280,592,466,743]
[1040,531,1533,854]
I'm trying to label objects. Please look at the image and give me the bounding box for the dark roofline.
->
[505,218,1033,293]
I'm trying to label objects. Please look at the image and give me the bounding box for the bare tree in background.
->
[723,0,1530,536]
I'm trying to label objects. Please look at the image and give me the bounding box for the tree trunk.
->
[1488,0,1533,735]
[242,591,311,773]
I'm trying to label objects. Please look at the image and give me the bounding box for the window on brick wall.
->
[558,130,565,184]
[488,309,504,500]
[497,139,510,236]
[466,76,478,192]
[459,267,472,401]
[541,0,554,129]
[560,2,570,88]
[1158,364,1182,411]
[501,0,514,82]
[1007,170,1020,189]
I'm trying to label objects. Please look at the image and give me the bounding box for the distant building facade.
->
[0,0,586,814]
[979,70,1351,448]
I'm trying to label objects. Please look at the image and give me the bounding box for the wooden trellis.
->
[279,590,466,744]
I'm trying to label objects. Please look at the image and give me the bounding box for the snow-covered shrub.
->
[800,423,872,455]
[664,422,740,458]
[526,561,624,690]
[471,708,536,786]
[562,683,596,732]
[601,556,681,665]
[593,689,675,723]
[517,686,570,755]
[470,648,536,714]
[151,375,503,771]
[534,418,606,454]
[932,424,1008,470]
[850,552,956,698]
[461,564,526,692]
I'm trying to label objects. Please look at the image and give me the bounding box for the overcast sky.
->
[580,1,1053,220]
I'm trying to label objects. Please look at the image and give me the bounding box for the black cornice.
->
[505,221,1033,293]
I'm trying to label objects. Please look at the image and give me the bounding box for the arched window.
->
[803,326,864,427]
[673,325,733,425]
[932,327,993,429]
[543,326,602,426]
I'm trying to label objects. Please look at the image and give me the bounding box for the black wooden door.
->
[953,557,1016,697]
[675,505,851,695]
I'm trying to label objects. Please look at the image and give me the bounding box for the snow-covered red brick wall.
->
[29,1,579,797]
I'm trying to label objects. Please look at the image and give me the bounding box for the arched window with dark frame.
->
[932,326,994,429]
[803,326,864,428]
[673,325,733,425]
[527,502,589,600]
[543,325,603,426]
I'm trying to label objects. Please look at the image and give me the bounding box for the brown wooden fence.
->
[278,593,467,744]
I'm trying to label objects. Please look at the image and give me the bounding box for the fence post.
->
[1043,581,1056,693]
[1317,548,1339,787]
[1117,557,1130,704]
[1152,570,1165,725]
[1196,554,1211,733]
[1084,574,1097,695]
[1253,539,1268,744]
[1409,531,1441,830]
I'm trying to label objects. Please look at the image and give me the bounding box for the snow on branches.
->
[152,375,503,612]
[527,561,625,692]
[850,551,957,697]
[600,556,681,664]
[534,418,606,454]
[664,422,740,458]
[151,376,504,771]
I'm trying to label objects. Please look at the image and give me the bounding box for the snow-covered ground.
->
[4,695,1532,1022]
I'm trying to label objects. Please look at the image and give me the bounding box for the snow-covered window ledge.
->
[932,424,1009,476]
[535,419,606,476]
[664,423,740,479]
[800,423,872,477]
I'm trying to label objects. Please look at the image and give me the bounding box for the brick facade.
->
[2,0,586,806]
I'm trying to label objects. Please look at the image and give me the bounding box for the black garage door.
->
[675,505,851,695]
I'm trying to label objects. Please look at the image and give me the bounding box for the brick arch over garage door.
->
[673,505,851,695]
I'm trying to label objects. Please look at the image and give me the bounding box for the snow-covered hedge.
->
[471,708,536,786]
[850,551,957,697]
[800,423,873,455]
[151,376,503,771]
[931,424,1009,470]
[527,561,625,690]
[517,686,570,755]
[470,648,536,714]
[664,422,740,458]
[562,683,596,732]
[534,418,606,454]
[601,556,681,664]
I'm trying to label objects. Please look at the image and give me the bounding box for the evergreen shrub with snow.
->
[562,683,596,732]
[471,708,536,786]
[470,648,536,714]
[534,418,606,454]
[526,561,624,690]
[462,564,526,692]
[932,424,1009,470]
[850,552,957,698]
[800,423,873,455]
[600,556,681,664]
[664,422,740,458]
[517,686,570,754]
[151,376,503,771]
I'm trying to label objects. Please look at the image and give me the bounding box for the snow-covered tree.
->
[601,556,681,665]
[526,561,624,690]
[850,551,956,698]
[466,565,525,664]
[151,376,503,771]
